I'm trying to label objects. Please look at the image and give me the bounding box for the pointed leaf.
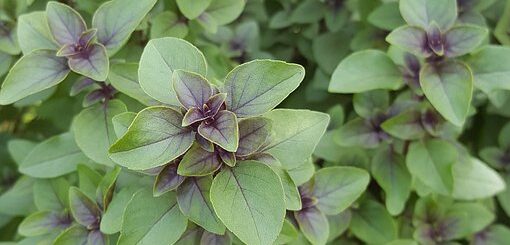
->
[53,225,89,245]
[444,25,488,58]
[467,46,510,93]
[177,0,212,19]
[350,200,398,244]
[222,60,304,117]
[109,106,195,170]
[237,117,272,156]
[33,178,70,211]
[270,166,301,211]
[87,230,108,245]
[386,25,430,57]
[17,11,59,54]
[46,1,87,46]
[118,189,187,245]
[177,177,225,234]
[108,63,159,106]
[399,0,457,31]
[154,163,186,196]
[420,61,473,126]
[198,110,239,152]
[68,43,109,81]
[92,0,158,55]
[210,161,286,245]
[0,50,70,105]
[7,139,36,165]
[183,107,205,126]
[178,144,222,176]
[100,187,138,234]
[19,211,71,237]
[334,118,383,149]
[206,0,245,25]
[295,207,329,245]
[453,157,505,200]
[173,69,213,109]
[112,112,136,138]
[69,187,101,229]
[381,110,426,140]
[200,231,232,245]
[96,167,121,210]
[139,37,207,105]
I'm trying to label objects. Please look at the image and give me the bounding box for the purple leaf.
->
[245,152,281,166]
[79,29,97,47]
[204,93,227,118]
[196,134,214,152]
[69,187,101,230]
[183,107,205,127]
[386,26,431,57]
[178,144,222,176]
[153,163,186,197]
[56,43,81,57]
[218,148,236,167]
[68,43,109,81]
[173,69,213,109]
[70,77,95,96]
[237,117,272,156]
[200,230,232,245]
[294,206,329,245]
[426,22,444,56]
[46,2,87,46]
[87,229,108,245]
[82,90,104,107]
[198,110,239,152]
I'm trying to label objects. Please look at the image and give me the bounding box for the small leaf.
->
[406,139,456,195]
[467,46,510,94]
[198,110,239,152]
[275,219,299,245]
[295,207,329,245]
[381,110,426,140]
[19,211,71,237]
[53,225,89,245]
[118,189,187,245]
[350,200,398,244]
[0,50,70,105]
[334,118,384,149]
[20,133,90,178]
[399,0,457,31]
[210,161,286,245]
[237,117,272,156]
[7,139,36,165]
[69,187,101,229]
[386,25,430,57]
[68,43,109,81]
[206,0,246,25]
[109,106,195,170]
[108,63,159,106]
[173,69,213,109]
[444,25,487,58]
[139,37,207,105]
[269,166,302,211]
[46,1,87,46]
[222,60,305,117]
[87,230,108,245]
[92,0,158,55]
[33,178,70,211]
[112,112,136,138]
[178,143,222,176]
[0,177,35,216]
[100,187,137,234]
[311,166,370,215]
[353,90,389,119]
[329,50,402,93]
[154,163,186,196]
[177,177,225,234]
[17,11,59,54]
[200,231,232,245]
[96,167,121,210]
[177,0,212,19]
[150,11,188,39]
[419,60,473,126]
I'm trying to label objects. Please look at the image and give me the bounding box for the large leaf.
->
[109,106,195,170]
[20,133,90,178]
[46,1,87,46]
[311,167,370,215]
[329,50,402,93]
[406,139,457,195]
[177,177,225,234]
[139,37,207,105]
[350,200,398,244]
[419,61,473,126]
[0,50,70,105]
[92,0,158,55]
[295,207,329,245]
[210,161,286,245]
[17,11,59,54]
[399,0,457,31]
[371,146,411,215]
[67,43,109,81]
[198,110,239,152]
[222,60,304,117]
[73,100,127,166]
[262,109,329,169]
[118,189,187,245]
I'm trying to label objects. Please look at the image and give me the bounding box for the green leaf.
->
[67,43,109,81]
[154,163,186,196]
[353,90,389,119]
[329,50,402,93]
[381,110,426,140]
[368,2,405,31]
[17,11,59,54]
[386,25,430,57]
[53,225,88,245]
[406,139,456,195]
[20,133,90,178]
[100,187,137,234]
[444,25,487,58]
[333,118,382,149]
[327,210,352,242]
[312,32,350,74]
[269,166,302,211]
[77,164,102,200]
[172,69,213,109]
[419,61,473,126]
[371,146,411,215]
[444,202,494,239]
[139,37,207,105]
[118,189,187,245]
[178,143,221,176]
[109,106,195,170]
[350,200,398,244]
[108,63,159,106]
[311,166,370,215]
[96,167,121,210]
[69,187,101,229]
[92,0,158,55]
[112,112,137,138]
[7,139,36,165]
[0,176,35,216]
[206,0,245,25]
[275,219,299,244]
[0,50,70,105]
[210,161,286,245]
[288,158,315,186]
[150,11,189,39]
[177,0,211,19]
[294,207,329,245]
[237,117,272,156]
[33,178,70,211]
[467,45,510,94]
[222,60,305,117]
[198,110,239,152]
[46,1,87,46]
[453,157,505,200]
[18,211,69,237]
[262,109,329,169]
[399,0,457,31]
[177,177,225,234]
[73,100,127,166]
[474,225,510,245]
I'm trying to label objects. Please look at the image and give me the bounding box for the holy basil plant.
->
[0,0,157,105]
[104,37,341,245]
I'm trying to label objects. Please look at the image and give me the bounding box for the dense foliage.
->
[1,0,510,244]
